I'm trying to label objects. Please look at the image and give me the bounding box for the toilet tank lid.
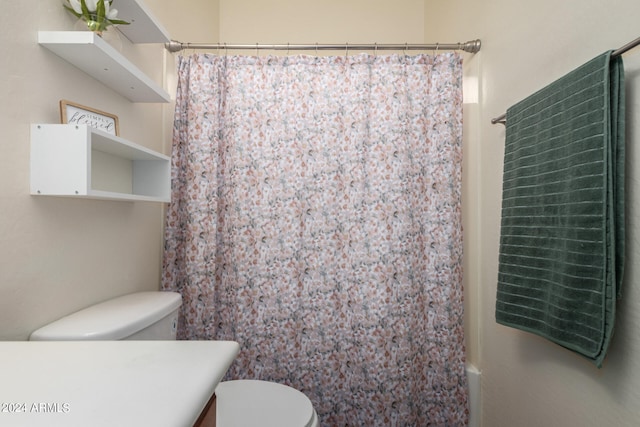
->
[29,292,182,341]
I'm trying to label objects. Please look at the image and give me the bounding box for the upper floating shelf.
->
[116,0,171,43]
[38,31,171,103]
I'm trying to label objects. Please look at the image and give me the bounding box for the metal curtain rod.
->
[491,35,640,125]
[164,39,482,54]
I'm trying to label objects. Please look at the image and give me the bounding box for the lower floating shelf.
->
[30,124,171,203]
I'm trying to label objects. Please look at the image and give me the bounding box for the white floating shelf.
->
[38,31,171,103]
[116,0,171,43]
[31,124,171,203]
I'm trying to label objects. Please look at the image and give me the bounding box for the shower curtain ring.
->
[374,42,378,56]
[345,42,349,58]
[287,42,290,56]
[315,42,319,56]
[404,42,408,56]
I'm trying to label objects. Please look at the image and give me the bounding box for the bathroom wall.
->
[425,0,640,426]
[11,1,640,425]
[219,0,424,45]
[0,0,215,341]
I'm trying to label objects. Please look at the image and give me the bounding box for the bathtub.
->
[467,364,481,427]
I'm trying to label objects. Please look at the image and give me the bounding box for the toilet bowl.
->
[216,380,319,427]
[29,291,319,427]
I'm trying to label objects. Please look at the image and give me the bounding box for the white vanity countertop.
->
[0,340,240,427]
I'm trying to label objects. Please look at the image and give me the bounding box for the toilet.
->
[216,379,318,427]
[29,291,182,341]
[29,291,319,427]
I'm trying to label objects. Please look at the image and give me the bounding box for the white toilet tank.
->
[29,292,182,341]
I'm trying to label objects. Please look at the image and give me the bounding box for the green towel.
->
[495,51,625,367]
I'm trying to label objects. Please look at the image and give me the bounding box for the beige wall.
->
[219,0,424,45]
[0,0,215,340]
[147,0,219,44]
[426,0,640,426]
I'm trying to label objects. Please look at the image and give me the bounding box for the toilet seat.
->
[215,380,318,427]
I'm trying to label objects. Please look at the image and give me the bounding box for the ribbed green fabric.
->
[496,52,625,367]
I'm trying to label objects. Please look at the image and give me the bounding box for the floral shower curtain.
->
[162,52,468,426]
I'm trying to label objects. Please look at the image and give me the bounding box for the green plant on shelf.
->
[63,0,130,33]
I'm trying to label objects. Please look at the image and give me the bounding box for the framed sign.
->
[59,100,120,136]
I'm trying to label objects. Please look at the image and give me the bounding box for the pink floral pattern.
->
[162,53,468,426]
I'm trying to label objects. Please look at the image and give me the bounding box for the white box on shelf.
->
[30,124,171,203]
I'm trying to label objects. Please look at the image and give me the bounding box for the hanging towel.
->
[495,51,625,367]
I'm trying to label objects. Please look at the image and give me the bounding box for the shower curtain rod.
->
[491,35,640,125]
[164,39,482,54]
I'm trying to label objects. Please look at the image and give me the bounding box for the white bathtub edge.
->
[466,364,481,427]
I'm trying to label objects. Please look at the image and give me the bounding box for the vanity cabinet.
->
[194,393,217,427]
[0,341,240,426]
[30,124,170,202]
